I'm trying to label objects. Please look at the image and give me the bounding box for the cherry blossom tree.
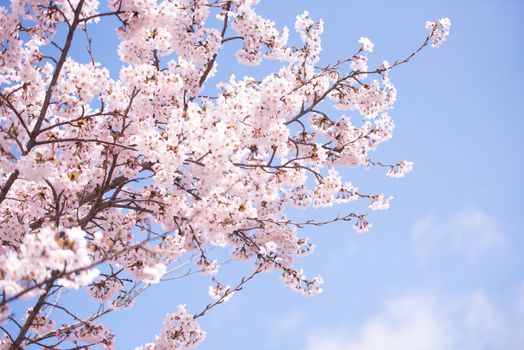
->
[0,0,450,348]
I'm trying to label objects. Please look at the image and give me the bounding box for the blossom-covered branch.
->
[0,0,450,347]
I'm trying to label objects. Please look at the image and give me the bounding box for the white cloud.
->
[412,207,505,264]
[305,294,450,350]
[265,310,306,350]
[305,290,524,350]
[450,208,506,256]
[274,310,305,332]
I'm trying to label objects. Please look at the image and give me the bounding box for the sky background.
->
[5,0,524,349]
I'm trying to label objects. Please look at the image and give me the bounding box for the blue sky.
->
[5,0,524,349]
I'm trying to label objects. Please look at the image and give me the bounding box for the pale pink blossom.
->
[426,17,452,47]
[358,37,374,52]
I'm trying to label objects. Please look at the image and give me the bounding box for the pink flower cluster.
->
[426,17,452,47]
[136,305,206,350]
[0,226,99,298]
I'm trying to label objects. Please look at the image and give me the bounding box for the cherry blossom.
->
[26,310,55,336]
[74,322,115,349]
[358,37,374,53]
[426,17,452,48]
[0,0,450,347]
[386,160,414,178]
[368,194,394,211]
[0,226,99,298]
[208,283,234,302]
[139,305,206,350]
[353,217,372,234]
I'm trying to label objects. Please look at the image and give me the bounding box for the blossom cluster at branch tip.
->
[358,37,374,53]
[426,17,452,48]
[386,160,414,178]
